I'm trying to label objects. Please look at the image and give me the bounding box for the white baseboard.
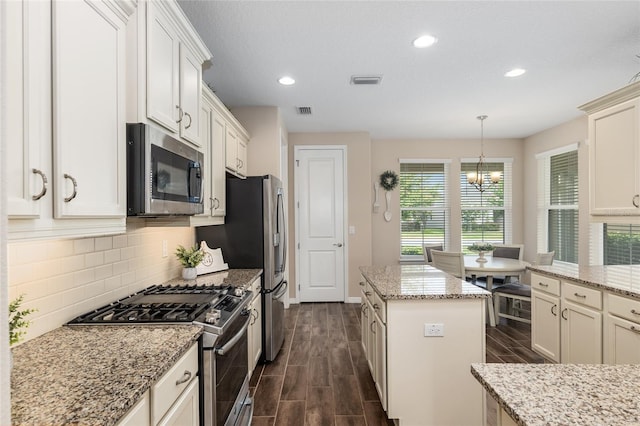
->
[287,297,360,305]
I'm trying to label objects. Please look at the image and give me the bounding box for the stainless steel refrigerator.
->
[196,175,287,362]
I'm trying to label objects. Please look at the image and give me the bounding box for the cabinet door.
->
[561,300,602,363]
[360,295,369,355]
[531,289,561,362]
[250,294,263,370]
[225,127,238,172]
[237,136,248,176]
[211,112,227,217]
[374,316,387,411]
[198,100,213,217]
[589,97,640,216]
[179,44,201,146]
[157,377,199,426]
[147,2,180,134]
[605,315,640,364]
[5,0,51,218]
[366,300,376,375]
[116,391,150,426]
[52,0,126,218]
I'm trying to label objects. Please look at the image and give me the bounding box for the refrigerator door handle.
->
[277,191,287,273]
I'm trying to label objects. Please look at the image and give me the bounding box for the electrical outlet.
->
[162,240,168,258]
[424,323,444,337]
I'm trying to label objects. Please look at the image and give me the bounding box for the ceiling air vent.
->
[350,75,383,85]
[296,106,312,115]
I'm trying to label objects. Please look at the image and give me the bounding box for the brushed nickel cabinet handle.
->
[63,173,77,202]
[333,243,343,247]
[176,105,183,123]
[631,309,640,315]
[538,282,549,287]
[551,305,557,316]
[359,281,365,287]
[364,291,371,296]
[371,320,376,333]
[31,168,48,200]
[574,292,586,298]
[633,194,640,208]
[213,198,220,209]
[373,303,379,311]
[175,370,192,386]
[184,112,192,129]
[630,326,640,334]
[561,308,568,320]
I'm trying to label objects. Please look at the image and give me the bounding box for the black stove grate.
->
[68,301,212,324]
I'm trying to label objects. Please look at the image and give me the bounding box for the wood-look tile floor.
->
[249,302,548,426]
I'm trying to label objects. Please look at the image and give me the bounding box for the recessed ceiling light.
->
[413,34,438,48]
[278,76,295,86]
[504,68,526,78]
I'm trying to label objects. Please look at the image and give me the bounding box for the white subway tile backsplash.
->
[85,252,105,268]
[74,238,95,254]
[8,226,195,343]
[95,237,113,251]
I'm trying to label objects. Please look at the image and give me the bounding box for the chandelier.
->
[467,115,501,193]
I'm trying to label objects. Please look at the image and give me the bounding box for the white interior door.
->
[295,147,346,302]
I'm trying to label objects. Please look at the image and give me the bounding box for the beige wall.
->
[371,138,525,265]
[523,116,589,264]
[8,224,195,343]
[232,106,286,179]
[287,132,372,300]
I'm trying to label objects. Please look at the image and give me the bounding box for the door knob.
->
[333,243,343,247]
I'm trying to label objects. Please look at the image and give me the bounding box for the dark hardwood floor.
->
[249,302,548,426]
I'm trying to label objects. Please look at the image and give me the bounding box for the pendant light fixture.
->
[467,115,501,193]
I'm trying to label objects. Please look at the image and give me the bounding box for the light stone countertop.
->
[163,268,263,289]
[359,264,490,301]
[529,263,640,300]
[471,363,640,425]
[9,268,261,426]
[11,325,203,426]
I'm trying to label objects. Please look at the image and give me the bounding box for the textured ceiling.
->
[178,0,640,139]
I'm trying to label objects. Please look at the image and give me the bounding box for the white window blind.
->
[602,224,640,265]
[537,149,578,263]
[460,161,512,252]
[399,162,449,258]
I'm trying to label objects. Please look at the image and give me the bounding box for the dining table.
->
[464,255,531,326]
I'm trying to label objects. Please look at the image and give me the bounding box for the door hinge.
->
[297,242,300,249]
[297,201,299,208]
[298,284,301,291]
[296,159,299,167]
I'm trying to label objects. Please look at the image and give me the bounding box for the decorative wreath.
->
[379,170,399,191]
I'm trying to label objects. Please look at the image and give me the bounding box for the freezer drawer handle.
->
[273,281,288,300]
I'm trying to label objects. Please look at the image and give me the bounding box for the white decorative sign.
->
[196,241,229,276]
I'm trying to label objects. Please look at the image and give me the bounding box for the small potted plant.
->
[9,294,36,369]
[468,242,495,263]
[175,244,204,280]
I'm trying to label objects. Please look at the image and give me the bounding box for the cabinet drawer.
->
[608,293,640,323]
[151,343,198,425]
[364,281,375,304]
[563,282,602,310]
[249,276,261,296]
[373,292,386,324]
[531,273,560,296]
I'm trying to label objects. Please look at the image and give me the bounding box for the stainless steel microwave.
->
[126,123,204,216]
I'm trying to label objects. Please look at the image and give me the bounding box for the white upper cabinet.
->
[140,0,210,148]
[53,0,127,218]
[6,0,133,240]
[580,82,640,221]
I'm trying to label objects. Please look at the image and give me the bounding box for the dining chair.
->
[423,243,444,264]
[493,251,555,324]
[490,244,524,284]
[432,250,496,326]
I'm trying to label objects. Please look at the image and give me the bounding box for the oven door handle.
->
[214,316,251,356]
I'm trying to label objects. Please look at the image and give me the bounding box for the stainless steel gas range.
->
[68,283,253,426]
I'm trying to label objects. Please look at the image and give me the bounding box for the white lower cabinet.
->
[531,272,603,364]
[117,391,150,426]
[605,293,640,364]
[360,278,386,409]
[247,277,263,374]
[373,310,387,411]
[157,378,199,426]
[152,343,199,426]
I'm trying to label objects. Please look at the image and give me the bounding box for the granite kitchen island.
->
[359,264,490,426]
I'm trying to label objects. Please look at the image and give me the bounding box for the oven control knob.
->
[233,287,244,297]
[205,309,222,324]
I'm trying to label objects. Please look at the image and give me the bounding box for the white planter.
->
[182,267,197,280]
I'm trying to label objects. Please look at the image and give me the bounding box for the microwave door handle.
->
[188,162,202,199]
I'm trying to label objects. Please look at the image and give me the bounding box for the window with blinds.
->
[537,148,578,263]
[603,224,640,265]
[399,162,448,258]
[460,161,512,252]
